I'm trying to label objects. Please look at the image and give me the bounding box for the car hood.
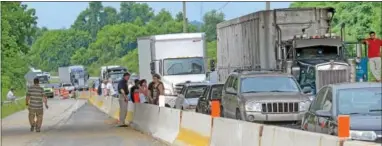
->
[349,115,382,131]
[185,98,199,105]
[242,92,309,102]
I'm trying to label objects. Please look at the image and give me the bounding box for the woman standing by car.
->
[148,74,164,105]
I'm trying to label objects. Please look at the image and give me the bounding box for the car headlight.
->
[245,102,261,112]
[299,100,310,112]
[350,130,378,141]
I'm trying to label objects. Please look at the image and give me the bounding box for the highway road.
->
[1,97,167,146]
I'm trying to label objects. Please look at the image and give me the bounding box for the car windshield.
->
[63,84,72,87]
[337,87,382,115]
[241,76,300,93]
[185,85,207,99]
[163,57,205,75]
[210,85,223,99]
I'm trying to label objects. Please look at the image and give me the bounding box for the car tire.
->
[235,109,242,120]
[165,104,170,108]
[195,107,199,113]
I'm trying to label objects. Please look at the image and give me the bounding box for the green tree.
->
[201,10,225,42]
[119,2,154,24]
[1,2,37,96]
[29,29,91,71]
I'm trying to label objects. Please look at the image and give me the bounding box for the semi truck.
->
[59,65,89,91]
[214,7,364,94]
[138,33,208,95]
[100,66,127,81]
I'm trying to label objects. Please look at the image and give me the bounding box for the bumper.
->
[244,112,305,122]
[44,92,54,97]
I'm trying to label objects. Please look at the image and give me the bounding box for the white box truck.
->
[138,33,208,96]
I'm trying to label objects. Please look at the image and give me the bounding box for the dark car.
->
[196,83,224,114]
[301,82,382,143]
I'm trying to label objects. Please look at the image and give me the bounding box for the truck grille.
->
[317,69,348,90]
[261,102,299,113]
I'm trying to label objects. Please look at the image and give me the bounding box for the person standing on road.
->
[26,78,49,132]
[148,74,164,105]
[117,72,130,127]
[363,31,382,82]
[7,87,17,103]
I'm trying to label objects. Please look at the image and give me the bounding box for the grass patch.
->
[1,101,26,119]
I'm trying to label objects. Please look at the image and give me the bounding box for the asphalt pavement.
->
[1,97,167,146]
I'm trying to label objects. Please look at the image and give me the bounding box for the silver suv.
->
[221,70,312,123]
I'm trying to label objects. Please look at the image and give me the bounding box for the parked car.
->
[42,72,51,79]
[196,83,224,114]
[173,82,209,111]
[301,82,382,143]
[61,83,75,93]
[221,69,312,123]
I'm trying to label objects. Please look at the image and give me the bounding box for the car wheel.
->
[165,104,170,108]
[235,109,242,120]
[195,107,199,113]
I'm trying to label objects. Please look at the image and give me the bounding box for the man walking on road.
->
[26,78,49,132]
[117,72,130,127]
[363,31,382,82]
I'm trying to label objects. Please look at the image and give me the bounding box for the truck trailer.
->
[215,7,362,93]
[59,65,89,91]
[138,33,208,95]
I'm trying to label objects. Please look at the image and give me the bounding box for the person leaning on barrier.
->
[138,79,149,103]
[26,78,49,132]
[117,72,130,127]
[148,73,164,105]
[106,79,117,98]
[362,31,382,82]
[129,79,140,102]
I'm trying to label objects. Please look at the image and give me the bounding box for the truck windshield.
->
[163,57,205,75]
[241,76,300,93]
[110,73,123,81]
[37,76,49,84]
[296,46,338,59]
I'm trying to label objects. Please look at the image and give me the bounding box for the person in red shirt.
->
[363,31,382,81]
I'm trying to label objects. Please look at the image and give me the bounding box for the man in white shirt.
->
[7,88,17,103]
[106,79,117,97]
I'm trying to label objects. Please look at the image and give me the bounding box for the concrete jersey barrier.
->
[86,94,380,146]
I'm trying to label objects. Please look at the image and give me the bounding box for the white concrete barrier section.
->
[344,141,381,146]
[132,103,159,135]
[174,111,212,146]
[210,117,263,146]
[261,125,342,146]
[109,98,120,119]
[126,101,135,124]
[152,107,181,143]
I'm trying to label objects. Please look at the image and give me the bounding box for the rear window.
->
[185,85,207,98]
[210,85,224,99]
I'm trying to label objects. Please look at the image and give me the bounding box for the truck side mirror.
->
[210,59,215,71]
[150,62,155,74]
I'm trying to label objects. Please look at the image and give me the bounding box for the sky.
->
[24,2,291,29]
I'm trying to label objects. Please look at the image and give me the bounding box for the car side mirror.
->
[210,59,215,71]
[315,110,332,118]
[225,88,236,95]
[302,86,312,94]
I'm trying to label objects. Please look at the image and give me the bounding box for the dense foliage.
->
[3,2,380,97]
[1,2,37,98]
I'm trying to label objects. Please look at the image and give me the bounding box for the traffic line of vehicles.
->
[136,6,381,143]
[59,65,89,91]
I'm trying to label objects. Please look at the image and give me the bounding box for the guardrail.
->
[87,91,380,146]
[1,97,25,105]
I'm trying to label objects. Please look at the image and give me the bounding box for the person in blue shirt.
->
[117,72,130,127]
